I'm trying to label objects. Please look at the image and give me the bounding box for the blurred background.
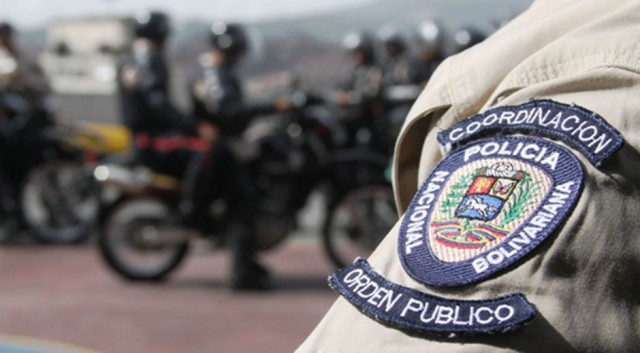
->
[8,0,530,122]
[0,0,532,352]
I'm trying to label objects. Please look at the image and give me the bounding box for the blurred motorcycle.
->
[322,182,397,268]
[0,47,131,244]
[22,121,130,243]
[94,91,395,281]
[0,89,130,243]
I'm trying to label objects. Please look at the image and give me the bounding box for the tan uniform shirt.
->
[297,0,640,352]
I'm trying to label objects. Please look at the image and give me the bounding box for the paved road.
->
[0,235,338,353]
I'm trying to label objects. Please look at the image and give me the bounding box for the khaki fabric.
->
[297,0,640,352]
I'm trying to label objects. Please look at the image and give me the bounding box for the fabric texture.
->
[297,0,640,352]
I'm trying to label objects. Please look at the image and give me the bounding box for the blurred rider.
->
[118,11,228,253]
[378,28,421,87]
[117,10,197,177]
[0,22,52,210]
[331,31,384,149]
[378,28,422,153]
[0,21,50,115]
[190,21,293,290]
[334,31,383,111]
[414,19,447,86]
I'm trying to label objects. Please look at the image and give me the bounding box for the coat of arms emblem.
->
[431,161,536,251]
[399,136,583,287]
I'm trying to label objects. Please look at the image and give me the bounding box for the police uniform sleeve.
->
[296,1,640,352]
[194,67,275,135]
[216,96,275,135]
[334,66,383,106]
[143,59,194,133]
[126,47,193,133]
[360,66,383,104]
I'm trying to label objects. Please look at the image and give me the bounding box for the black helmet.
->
[379,27,406,54]
[209,21,249,55]
[342,31,375,57]
[416,19,445,52]
[453,27,486,53]
[134,11,170,41]
[0,22,14,36]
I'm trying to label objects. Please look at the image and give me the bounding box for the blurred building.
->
[40,16,134,123]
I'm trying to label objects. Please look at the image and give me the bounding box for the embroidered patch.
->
[437,100,624,167]
[399,136,583,287]
[330,258,536,336]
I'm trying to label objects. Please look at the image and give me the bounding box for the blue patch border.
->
[437,99,624,167]
[398,136,583,287]
[330,258,537,336]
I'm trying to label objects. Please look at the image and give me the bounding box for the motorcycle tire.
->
[322,183,398,268]
[98,197,189,281]
[21,161,100,244]
[0,172,20,243]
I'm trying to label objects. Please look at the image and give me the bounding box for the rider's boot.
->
[227,223,270,291]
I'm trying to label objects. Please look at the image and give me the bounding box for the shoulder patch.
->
[330,258,536,336]
[437,100,624,167]
[399,136,583,287]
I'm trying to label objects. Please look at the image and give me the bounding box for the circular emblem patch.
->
[398,136,583,287]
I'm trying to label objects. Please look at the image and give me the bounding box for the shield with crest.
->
[398,136,583,287]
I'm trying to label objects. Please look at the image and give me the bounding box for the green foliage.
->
[462,218,475,232]
[440,173,474,218]
[500,171,540,228]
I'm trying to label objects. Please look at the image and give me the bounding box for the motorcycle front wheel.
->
[323,184,398,268]
[21,161,100,244]
[98,197,189,281]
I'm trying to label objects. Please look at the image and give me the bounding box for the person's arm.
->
[214,95,276,135]
[136,57,194,133]
[197,70,289,135]
[330,67,383,107]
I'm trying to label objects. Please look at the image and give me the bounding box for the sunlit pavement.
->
[0,233,338,353]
